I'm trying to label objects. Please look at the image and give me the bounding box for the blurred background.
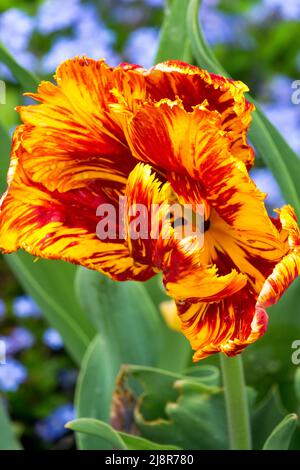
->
[0,0,300,449]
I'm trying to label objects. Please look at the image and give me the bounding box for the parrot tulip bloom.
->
[0,58,299,360]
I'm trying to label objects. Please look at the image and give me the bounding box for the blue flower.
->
[200,1,248,47]
[0,358,27,392]
[262,0,300,20]
[250,167,286,213]
[1,327,35,356]
[262,103,300,155]
[12,295,42,319]
[58,368,78,389]
[0,8,34,51]
[0,299,6,320]
[267,75,294,104]
[37,0,83,34]
[125,27,159,68]
[121,0,164,6]
[41,4,119,73]
[35,403,75,442]
[43,328,63,351]
[0,8,36,79]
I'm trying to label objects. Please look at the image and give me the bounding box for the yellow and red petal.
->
[124,163,175,269]
[125,98,230,179]
[176,286,268,361]
[257,205,300,308]
[144,61,255,168]
[16,58,147,195]
[163,237,247,303]
[0,159,153,282]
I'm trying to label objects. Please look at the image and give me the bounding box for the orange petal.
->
[145,61,255,168]
[163,237,247,303]
[124,162,175,269]
[258,205,300,308]
[176,286,268,361]
[0,159,152,282]
[16,58,146,194]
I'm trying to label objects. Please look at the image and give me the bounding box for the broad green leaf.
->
[118,432,180,451]
[66,419,127,450]
[66,418,180,450]
[263,414,298,450]
[251,388,287,450]
[119,364,229,450]
[75,335,121,450]
[0,43,38,91]
[0,399,22,450]
[145,275,192,373]
[155,0,191,63]
[5,253,96,365]
[75,269,164,449]
[75,267,162,366]
[187,0,300,216]
[244,278,300,400]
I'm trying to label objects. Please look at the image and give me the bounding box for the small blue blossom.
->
[267,75,294,104]
[200,1,248,47]
[37,0,83,34]
[262,103,300,154]
[35,403,75,442]
[0,8,34,50]
[0,300,6,320]
[112,6,146,25]
[12,295,42,319]
[1,327,35,356]
[262,0,300,20]
[0,358,27,392]
[251,167,286,213]
[125,27,159,68]
[144,0,164,7]
[42,4,119,73]
[58,368,78,389]
[121,0,164,6]
[0,8,36,79]
[43,328,64,351]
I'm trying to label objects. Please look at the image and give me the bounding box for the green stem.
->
[220,354,252,450]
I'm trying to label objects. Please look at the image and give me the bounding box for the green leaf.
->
[244,278,300,398]
[251,387,287,449]
[66,419,127,450]
[119,364,229,450]
[118,432,180,450]
[145,275,192,373]
[187,0,300,216]
[0,399,22,450]
[75,269,164,449]
[0,42,38,91]
[66,418,180,450]
[75,267,162,366]
[155,0,192,63]
[75,335,121,450]
[5,253,96,365]
[263,414,298,450]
